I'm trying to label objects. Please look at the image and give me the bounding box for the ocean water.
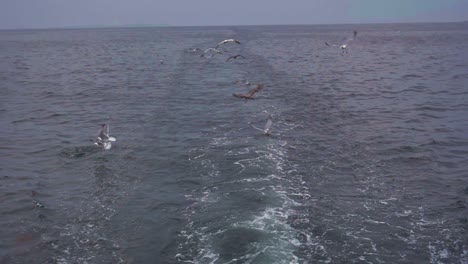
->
[0,23,467,263]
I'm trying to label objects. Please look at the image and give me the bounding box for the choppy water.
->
[1,23,467,264]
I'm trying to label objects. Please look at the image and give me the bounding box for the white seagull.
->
[94,124,116,150]
[325,30,357,54]
[216,39,241,49]
[201,48,223,58]
[236,79,251,87]
[249,114,273,135]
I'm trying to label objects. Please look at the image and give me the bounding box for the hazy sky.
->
[1,0,467,29]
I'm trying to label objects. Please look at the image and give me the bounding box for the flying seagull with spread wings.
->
[325,30,358,54]
[226,54,245,62]
[201,48,223,58]
[232,84,264,99]
[249,114,273,135]
[94,124,116,150]
[216,39,241,49]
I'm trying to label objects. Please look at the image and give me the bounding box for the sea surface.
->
[0,23,467,263]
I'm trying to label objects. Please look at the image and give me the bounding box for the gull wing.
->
[216,40,226,48]
[342,30,357,45]
[204,48,222,54]
[97,124,109,139]
[225,54,244,62]
[97,127,104,139]
[216,39,241,49]
[104,124,110,137]
[203,48,223,58]
[249,122,265,132]
[264,115,273,131]
[324,41,337,47]
[246,84,264,97]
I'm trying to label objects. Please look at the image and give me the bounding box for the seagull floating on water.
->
[94,124,116,150]
[216,39,241,49]
[32,199,45,208]
[325,30,357,54]
[249,114,273,135]
[226,54,245,62]
[233,84,264,99]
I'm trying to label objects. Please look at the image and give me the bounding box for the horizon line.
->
[0,20,466,31]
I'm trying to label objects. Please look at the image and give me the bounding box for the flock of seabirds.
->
[93,30,358,150]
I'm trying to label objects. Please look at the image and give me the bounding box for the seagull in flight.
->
[325,30,357,54]
[94,124,116,150]
[226,54,245,62]
[249,114,273,135]
[201,48,223,58]
[216,39,241,49]
[232,84,264,99]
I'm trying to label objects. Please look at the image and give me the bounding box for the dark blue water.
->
[1,23,467,263]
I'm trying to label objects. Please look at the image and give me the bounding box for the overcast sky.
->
[1,0,467,29]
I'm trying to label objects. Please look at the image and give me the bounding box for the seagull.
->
[32,199,45,208]
[216,39,241,49]
[94,124,116,150]
[201,48,223,58]
[236,79,251,87]
[226,54,245,62]
[249,114,273,135]
[232,83,264,99]
[325,30,357,54]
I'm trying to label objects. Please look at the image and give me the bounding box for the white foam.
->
[364,219,388,225]
[178,122,315,263]
[428,241,450,262]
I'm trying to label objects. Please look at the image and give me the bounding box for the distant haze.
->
[1,0,468,29]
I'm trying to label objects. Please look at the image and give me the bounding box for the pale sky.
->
[1,0,467,29]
